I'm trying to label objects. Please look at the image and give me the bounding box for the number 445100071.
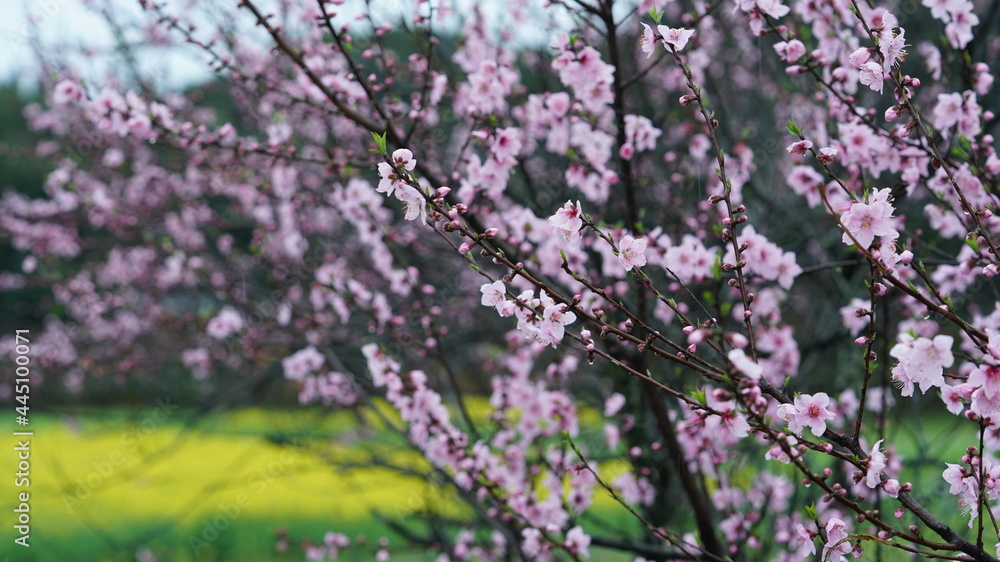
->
[14,330,29,425]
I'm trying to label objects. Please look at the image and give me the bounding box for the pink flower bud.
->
[848,47,872,68]
[882,479,901,497]
[619,143,635,160]
[679,95,696,106]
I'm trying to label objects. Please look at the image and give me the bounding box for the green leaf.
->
[966,236,981,253]
[786,118,801,137]
[648,8,663,23]
[370,131,387,155]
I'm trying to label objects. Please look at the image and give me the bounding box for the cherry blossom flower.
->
[968,364,1000,400]
[866,439,887,488]
[786,140,812,155]
[206,306,244,339]
[564,526,590,558]
[549,200,584,246]
[617,234,647,271]
[793,524,817,557]
[52,80,85,105]
[376,162,403,196]
[639,23,657,58]
[933,92,964,130]
[890,334,953,396]
[823,518,853,559]
[941,383,971,415]
[756,0,790,19]
[656,25,695,51]
[839,189,897,248]
[858,61,885,94]
[395,184,427,224]
[604,393,626,416]
[879,27,907,71]
[728,348,762,379]
[480,280,506,309]
[282,345,325,381]
[776,392,836,437]
[945,4,979,49]
[707,390,752,438]
[773,39,806,63]
[840,297,872,336]
[539,300,577,346]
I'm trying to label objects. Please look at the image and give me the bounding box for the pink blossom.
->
[617,234,647,271]
[941,384,969,415]
[794,524,816,557]
[728,348,762,380]
[639,23,657,58]
[282,345,326,381]
[395,184,427,224]
[52,80,84,105]
[773,40,806,63]
[786,165,824,207]
[889,334,953,396]
[786,140,812,155]
[181,348,211,380]
[968,364,1000,400]
[933,92,964,130]
[549,200,584,246]
[858,61,885,94]
[840,298,872,336]
[604,393,626,416]
[376,162,402,196]
[883,478,901,498]
[839,189,897,248]
[206,306,244,339]
[776,392,836,437]
[879,27,907,71]
[480,280,506,309]
[564,526,590,558]
[521,529,543,558]
[656,25,695,51]
[866,439,887,488]
[823,518,852,559]
[539,300,577,346]
[945,5,978,49]
[756,0,790,19]
[922,0,964,20]
[847,47,872,68]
